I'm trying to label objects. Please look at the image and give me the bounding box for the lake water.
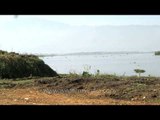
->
[41,53,160,77]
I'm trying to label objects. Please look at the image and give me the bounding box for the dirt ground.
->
[0,88,155,105]
[1,75,160,105]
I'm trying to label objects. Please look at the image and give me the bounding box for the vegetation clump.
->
[155,51,160,55]
[82,71,91,77]
[0,50,58,79]
[134,69,145,77]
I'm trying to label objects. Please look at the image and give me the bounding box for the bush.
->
[82,64,92,77]
[82,71,91,77]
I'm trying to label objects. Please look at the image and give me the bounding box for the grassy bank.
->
[0,50,58,78]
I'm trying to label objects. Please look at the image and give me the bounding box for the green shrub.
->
[82,71,91,77]
[82,64,92,77]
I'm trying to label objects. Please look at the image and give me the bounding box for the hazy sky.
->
[0,15,160,54]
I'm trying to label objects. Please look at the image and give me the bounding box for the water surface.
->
[41,53,160,76]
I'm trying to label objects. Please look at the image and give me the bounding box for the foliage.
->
[0,50,58,79]
[82,65,92,77]
[134,69,145,77]
[83,65,91,72]
[82,71,91,77]
[155,51,160,55]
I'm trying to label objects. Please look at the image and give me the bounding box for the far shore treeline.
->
[0,50,58,79]
[155,51,160,55]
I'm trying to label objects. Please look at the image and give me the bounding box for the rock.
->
[24,98,29,100]
[142,96,146,99]
[131,97,138,101]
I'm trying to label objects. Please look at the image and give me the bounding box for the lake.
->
[41,53,160,77]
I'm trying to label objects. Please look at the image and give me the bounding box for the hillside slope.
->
[0,50,58,79]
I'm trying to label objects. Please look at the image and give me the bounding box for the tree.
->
[134,69,145,77]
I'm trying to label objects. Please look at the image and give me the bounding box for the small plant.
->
[69,70,76,74]
[95,69,100,76]
[82,71,91,77]
[122,72,126,76]
[83,65,91,72]
[82,64,92,77]
[134,69,145,77]
[69,70,79,77]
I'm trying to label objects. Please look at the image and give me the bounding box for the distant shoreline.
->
[37,51,154,57]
